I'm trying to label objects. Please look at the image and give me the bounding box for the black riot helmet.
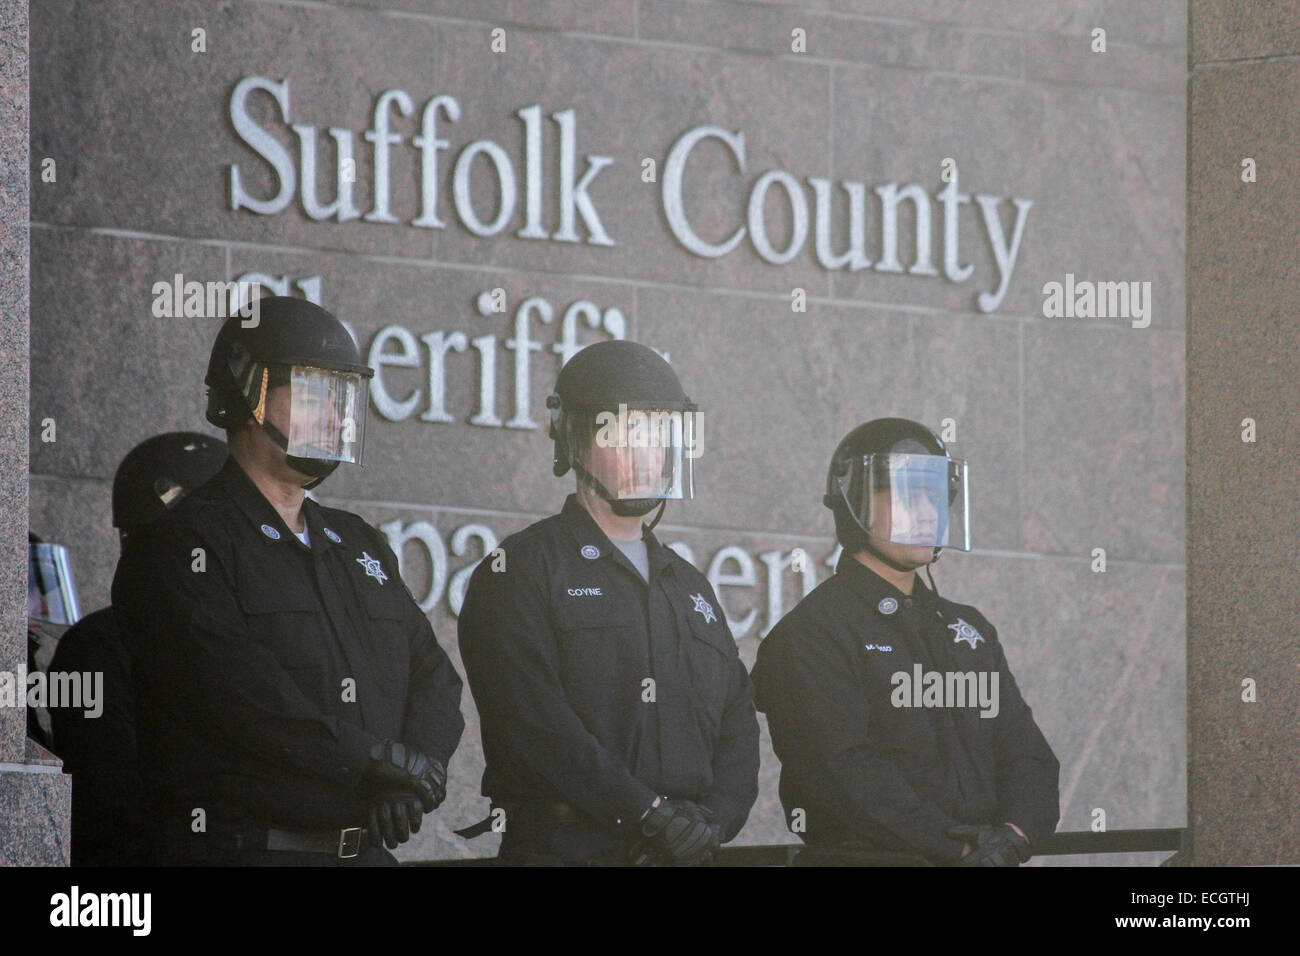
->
[205,296,373,489]
[547,340,700,522]
[823,418,970,571]
[112,432,229,544]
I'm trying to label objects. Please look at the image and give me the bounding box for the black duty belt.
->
[263,825,372,859]
[188,823,373,860]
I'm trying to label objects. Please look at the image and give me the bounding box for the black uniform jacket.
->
[111,456,464,831]
[48,607,146,865]
[458,495,760,842]
[752,552,1059,862]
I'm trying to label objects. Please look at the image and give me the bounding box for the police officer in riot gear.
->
[752,418,1059,866]
[458,339,760,865]
[112,296,464,865]
[49,432,228,866]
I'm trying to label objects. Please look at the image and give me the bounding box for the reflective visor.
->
[838,453,970,550]
[28,543,81,625]
[564,406,697,500]
[285,366,368,465]
[230,356,369,465]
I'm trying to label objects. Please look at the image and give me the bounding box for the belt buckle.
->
[337,827,363,860]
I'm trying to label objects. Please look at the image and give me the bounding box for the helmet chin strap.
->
[572,459,662,519]
[287,457,338,490]
[259,419,339,489]
[925,554,946,598]
[643,500,668,533]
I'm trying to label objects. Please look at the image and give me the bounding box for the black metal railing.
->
[411,828,1185,865]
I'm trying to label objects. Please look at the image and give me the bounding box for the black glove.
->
[368,788,425,849]
[947,824,1032,867]
[681,802,722,866]
[367,740,447,813]
[631,798,720,866]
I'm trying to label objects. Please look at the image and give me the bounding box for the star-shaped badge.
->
[689,593,717,625]
[356,551,388,585]
[948,618,984,649]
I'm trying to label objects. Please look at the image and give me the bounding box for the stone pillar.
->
[1186,1,1300,864]
[0,0,71,866]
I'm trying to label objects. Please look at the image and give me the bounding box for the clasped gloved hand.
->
[947,823,1032,867]
[366,740,447,814]
[630,797,720,866]
[368,788,425,849]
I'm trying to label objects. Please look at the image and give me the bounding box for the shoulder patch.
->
[948,618,985,649]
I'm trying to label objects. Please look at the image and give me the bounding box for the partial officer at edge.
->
[112,296,464,866]
[49,432,227,866]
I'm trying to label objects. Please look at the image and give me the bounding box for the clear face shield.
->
[283,366,368,464]
[28,542,81,626]
[836,453,970,551]
[562,406,697,502]
[229,355,369,465]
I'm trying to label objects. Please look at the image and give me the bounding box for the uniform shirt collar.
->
[559,493,675,577]
[220,456,336,551]
[834,548,932,606]
[301,498,342,552]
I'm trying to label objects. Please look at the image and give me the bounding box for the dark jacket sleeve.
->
[48,612,147,864]
[989,633,1060,846]
[48,611,142,801]
[458,548,659,825]
[700,621,760,842]
[113,522,381,785]
[755,618,968,862]
[368,529,465,769]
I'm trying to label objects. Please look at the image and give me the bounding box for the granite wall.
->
[1186,0,1300,865]
[2,0,72,867]
[0,0,27,768]
[25,0,1188,863]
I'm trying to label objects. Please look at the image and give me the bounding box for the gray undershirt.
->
[612,536,650,582]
